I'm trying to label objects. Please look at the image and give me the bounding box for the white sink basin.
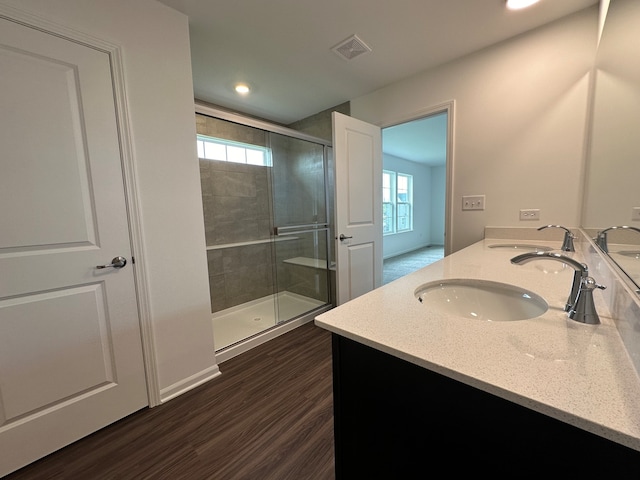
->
[488,244,552,252]
[415,279,548,321]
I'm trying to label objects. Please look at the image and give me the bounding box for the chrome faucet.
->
[510,251,605,324]
[568,276,606,325]
[537,225,575,252]
[595,225,640,253]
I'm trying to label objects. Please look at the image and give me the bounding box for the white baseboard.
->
[159,365,222,404]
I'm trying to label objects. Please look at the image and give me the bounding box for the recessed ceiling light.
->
[234,83,250,95]
[506,0,540,10]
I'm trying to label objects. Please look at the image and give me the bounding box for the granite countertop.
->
[315,236,640,452]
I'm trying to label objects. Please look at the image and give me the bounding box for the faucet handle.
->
[568,276,606,325]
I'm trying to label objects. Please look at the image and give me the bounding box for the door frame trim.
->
[0,4,160,406]
[377,100,455,256]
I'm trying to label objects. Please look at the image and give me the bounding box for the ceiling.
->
[157,0,598,165]
[382,112,447,167]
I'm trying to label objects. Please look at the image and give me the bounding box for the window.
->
[197,135,271,166]
[382,170,413,235]
[382,171,395,234]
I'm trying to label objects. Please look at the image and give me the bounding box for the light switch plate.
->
[462,195,485,211]
[632,207,640,221]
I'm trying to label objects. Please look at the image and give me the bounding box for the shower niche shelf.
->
[282,257,329,269]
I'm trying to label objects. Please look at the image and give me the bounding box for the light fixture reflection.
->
[234,83,250,95]
[506,0,540,10]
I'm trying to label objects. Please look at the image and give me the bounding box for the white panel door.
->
[0,15,147,476]
[332,112,382,305]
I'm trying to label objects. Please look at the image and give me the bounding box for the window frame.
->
[382,170,413,235]
[196,134,271,166]
[382,170,396,235]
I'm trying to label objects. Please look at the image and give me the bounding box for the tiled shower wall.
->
[200,158,276,312]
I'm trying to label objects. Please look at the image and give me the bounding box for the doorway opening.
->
[381,107,451,284]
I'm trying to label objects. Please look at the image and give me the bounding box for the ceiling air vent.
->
[331,34,372,61]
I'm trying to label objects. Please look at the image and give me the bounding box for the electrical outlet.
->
[633,207,640,222]
[462,195,485,211]
[519,209,540,221]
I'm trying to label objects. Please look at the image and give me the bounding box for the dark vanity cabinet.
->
[331,334,640,478]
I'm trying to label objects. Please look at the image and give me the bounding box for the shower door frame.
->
[196,102,334,363]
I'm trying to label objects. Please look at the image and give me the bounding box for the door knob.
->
[339,234,353,241]
[96,256,127,269]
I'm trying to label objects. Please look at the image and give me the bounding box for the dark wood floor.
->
[5,322,335,480]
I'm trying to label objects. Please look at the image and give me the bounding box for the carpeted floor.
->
[383,245,444,285]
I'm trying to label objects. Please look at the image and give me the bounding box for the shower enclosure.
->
[196,107,333,360]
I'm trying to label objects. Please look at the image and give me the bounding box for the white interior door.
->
[332,112,383,305]
[0,15,147,476]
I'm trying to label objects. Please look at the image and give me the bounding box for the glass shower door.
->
[197,114,279,351]
[269,132,331,323]
[197,110,332,354]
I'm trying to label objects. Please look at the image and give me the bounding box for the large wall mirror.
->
[583,0,640,292]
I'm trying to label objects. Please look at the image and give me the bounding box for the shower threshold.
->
[212,291,329,362]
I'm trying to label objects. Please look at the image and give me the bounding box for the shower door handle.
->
[339,234,353,241]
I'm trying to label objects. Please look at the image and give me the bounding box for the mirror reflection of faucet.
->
[595,225,640,253]
[537,225,575,252]
[511,251,606,324]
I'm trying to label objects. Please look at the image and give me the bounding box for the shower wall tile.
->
[210,171,256,198]
[286,101,350,142]
[221,244,271,273]
[201,160,273,247]
[208,273,227,312]
[197,115,267,148]
[257,219,273,239]
[225,264,273,294]
[256,172,272,219]
[199,159,211,182]
[202,194,216,219]
[206,249,224,273]
[225,264,275,307]
[213,196,257,223]
[207,242,276,313]
[210,220,260,246]
[201,181,213,198]
[275,239,301,260]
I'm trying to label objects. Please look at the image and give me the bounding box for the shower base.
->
[212,291,328,361]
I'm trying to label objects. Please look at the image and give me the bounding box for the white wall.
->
[430,165,446,244]
[352,7,598,253]
[2,0,219,402]
[383,154,433,258]
[583,0,640,228]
